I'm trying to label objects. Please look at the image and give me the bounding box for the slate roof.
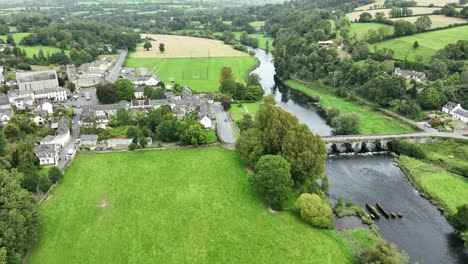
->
[80,134,98,141]
[443,101,459,111]
[56,117,69,135]
[453,108,468,118]
[0,93,9,105]
[16,70,57,83]
[33,144,56,158]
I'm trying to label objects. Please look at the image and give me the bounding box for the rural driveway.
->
[212,104,237,144]
[106,49,128,83]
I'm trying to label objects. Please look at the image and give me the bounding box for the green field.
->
[228,102,260,121]
[418,139,468,177]
[399,155,468,214]
[373,25,468,63]
[125,57,258,92]
[29,148,353,263]
[0,32,68,58]
[234,32,275,51]
[286,80,415,134]
[349,22,394,40]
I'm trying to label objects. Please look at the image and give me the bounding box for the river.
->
[249,48,468,263]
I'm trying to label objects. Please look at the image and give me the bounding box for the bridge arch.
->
[340,142,354,153]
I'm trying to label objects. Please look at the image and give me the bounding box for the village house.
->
[8,90,35,110]
[442,101,468,123]
[0,66,4,83]
[318,40,334,48]
[80,135,99,146]
[135,86,145,99]
[40,117,71,147]
[40,101,54,115]
[66,58,113,89]
[107,138,133,148]
[0,93,12,126]
[128,75,160,86]
[33,144,59,166]
[181,87,193,99]
[33,115,46,126]
[200,115,212,129]
[394,67,426,82]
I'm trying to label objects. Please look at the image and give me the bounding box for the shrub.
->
[356,240,409,264]
[451,204,468,230]
[250,155,293,210]
[38,175,52,193]
[128,143,138,151]
[48,166,63,184]
[296,193,333,229]
[393,140,426,159]
[331,113,361,135]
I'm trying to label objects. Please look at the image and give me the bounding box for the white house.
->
[41,101,54,115]
[200,115,212,129]
[442,101,468,123]
[135,86,145,99]
[33,115,45,125]
[129,75,160,86]
[40,117,71,147]
[8,90,35,110]
[33,144,59,166]
[107,138,133,148]
[0,94,12,126]
[34,87,67,102]
[394,67,426,82]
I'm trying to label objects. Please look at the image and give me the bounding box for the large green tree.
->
[156,114,181,142]
[418,87,441,110]
[0,169,39,264]
[250,155,293,210]
[281,124,326,186]
[331,114,361,135]
[415,15,432,32]
[113,79,135,101]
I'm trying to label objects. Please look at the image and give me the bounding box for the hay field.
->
[131,34,249,58]
[346,7,440,21]
[390,15,467,28]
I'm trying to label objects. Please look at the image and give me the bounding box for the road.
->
[106,49,128,83]
[212,104,237,144]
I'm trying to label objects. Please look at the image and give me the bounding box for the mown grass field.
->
[349,22,394,40]
[399,155,468,214]
[373,25,468,63]
[29,148,353,263]
[286,80,415,134]
[0,32,67,58]
[125,56,258,92]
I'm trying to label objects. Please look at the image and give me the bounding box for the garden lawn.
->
[234,32,275,51]
[228,102,260,121]
[373,25,468,63]
[125,56,258,92]
[286,80,415,134]
[399,155,468,214]
[29,148,352,263]
[0,32,68,58]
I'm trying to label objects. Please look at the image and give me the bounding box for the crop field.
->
[390,15,467,29]
[125,56,258,92]
[132,34,249,58]
[373,25,468,63]
[0,32,67,58]
[29,148,353,263]
[349,22,394,40]
[399,155,468,214]
[286,80,415,134]
[346,7,440,21]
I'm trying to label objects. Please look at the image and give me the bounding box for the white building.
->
[33,144,59,166]
[442,101,468,123]
[0,94,12,126]
[200,115,212,129]
[107,138,133,148]
[34,87,67,101]
[8,90,35,110]
[41,102,54,115]
[40,117,71,147]
[128,75,160,86]
[16,70,59,91]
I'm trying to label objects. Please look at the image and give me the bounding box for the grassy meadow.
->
[389,15,467,29]
[0,32,67,58]
[286,80,415,134]
[346,7,440,21]
[29,148,354,263]
[349,22,394,40]
[228,102,261,121]
[418,139,468,177]
[399,155,468,214]
[125,56,258,92]
[373,25,468,63]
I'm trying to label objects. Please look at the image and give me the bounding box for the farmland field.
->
[0,32,67,58]
[390,15,467,29]
[349,22,394,40]
[132,34,249,58]
[286,80,415,134]
[234,32,275,51]
[29,148,353,263]
[346,7,440,21]
[355,0,460,10]
[125,56,258,92]
[373,25,468,63]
